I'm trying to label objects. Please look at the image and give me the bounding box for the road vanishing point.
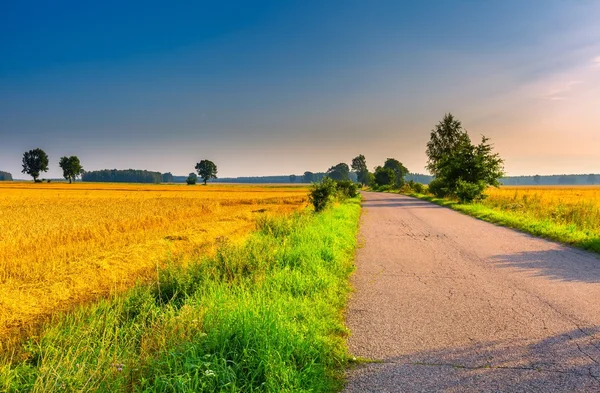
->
[344,192,600,393]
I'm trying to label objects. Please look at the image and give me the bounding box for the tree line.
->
[16,148,219,185]
[0,171,12,181]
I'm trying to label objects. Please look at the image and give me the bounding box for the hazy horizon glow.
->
[2,1,599,179]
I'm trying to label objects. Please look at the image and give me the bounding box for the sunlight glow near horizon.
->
[1,1,599,179]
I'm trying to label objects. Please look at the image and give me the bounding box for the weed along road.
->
[344,191,600,392]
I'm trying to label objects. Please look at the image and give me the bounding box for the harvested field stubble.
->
[0,182,307,346]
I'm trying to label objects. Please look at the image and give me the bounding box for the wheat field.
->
[483,186,600,233]
[0,182,307,347]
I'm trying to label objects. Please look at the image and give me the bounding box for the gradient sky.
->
[2,1,599,178]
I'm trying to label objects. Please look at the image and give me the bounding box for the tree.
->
[22,148,49,182]
[426,113,471,176]
[533,175,541,185]
[186,173,198,185]
[383,158,409,187]
[351,154,369,185]
[162,172,174,183]
[432,135,505,202]
[289,174,297,183]
[326,163,350,181]
[195,160,218,185]
[58,156,84,183]
[373,166,396,187]
[303,171,315,183]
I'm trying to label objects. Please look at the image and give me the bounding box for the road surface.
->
[344,192,600,392]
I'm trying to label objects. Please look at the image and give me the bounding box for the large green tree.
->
[195,160,218,185]
[351,154,369,185]
[22,148,49,182]
[426,115,504,202]
[59,156,84,183]
[426,113,471,176]
[326,163,350,181]
[383,158,409,187]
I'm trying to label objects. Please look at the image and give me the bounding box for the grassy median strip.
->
[408,192,600,253]
[1,198,361,392]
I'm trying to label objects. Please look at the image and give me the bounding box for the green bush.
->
[455,179,487,203]
[186,173,198,185]
[308,178,337,212]
[427,178,448,198]
[336,180,358,198]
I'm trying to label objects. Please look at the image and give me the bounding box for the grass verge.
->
[407,192,600,253]
[0,198,361,392]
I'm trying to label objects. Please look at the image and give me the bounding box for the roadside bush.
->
[336,180,358,198]
[308,178,337,212]
[412,181,425,194]
[455,179,487,203]
[427,178,448,198]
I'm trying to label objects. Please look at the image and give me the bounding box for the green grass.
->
[0,199,361,392]
[407,192,600,253]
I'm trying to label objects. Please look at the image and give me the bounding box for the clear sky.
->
[1,0,599,178]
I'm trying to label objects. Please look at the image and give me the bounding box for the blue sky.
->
[1,1,599,178]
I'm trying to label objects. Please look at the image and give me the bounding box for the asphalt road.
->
[344,192,600,393]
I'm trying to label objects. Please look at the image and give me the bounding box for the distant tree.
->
[326,163,350,181]
[195,160,218,185]
[533,175,541,185]
[383,158,409,187]
[186,173,198,185]
[373,166,396,187]
[351,154,369,185]
[22,148,49,182]
[303,171,315,183]
[587,174,597,185]
[426,113,471,176]
[289,174,297,183]
[162,172,174,183]
[58,156,84,183]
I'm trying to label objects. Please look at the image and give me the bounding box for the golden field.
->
[0,182,307,346]
[483,185,600,233]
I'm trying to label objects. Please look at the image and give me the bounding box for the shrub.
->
[308,178,337,212]
[336,180,358,198]
[186,173,197,185]
[428,178,448,198]
[455,180,487,203]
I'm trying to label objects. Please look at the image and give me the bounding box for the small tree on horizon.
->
[289,174,297,183]
[195,160,218,185]
[22,148,49,182]
[326,163,350,181]
[59,156,84,183]
[303,171,315,183]
[383,158,409,188]
[186,173,198,185]
[351,154,369,185]
[373,166,396,187]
